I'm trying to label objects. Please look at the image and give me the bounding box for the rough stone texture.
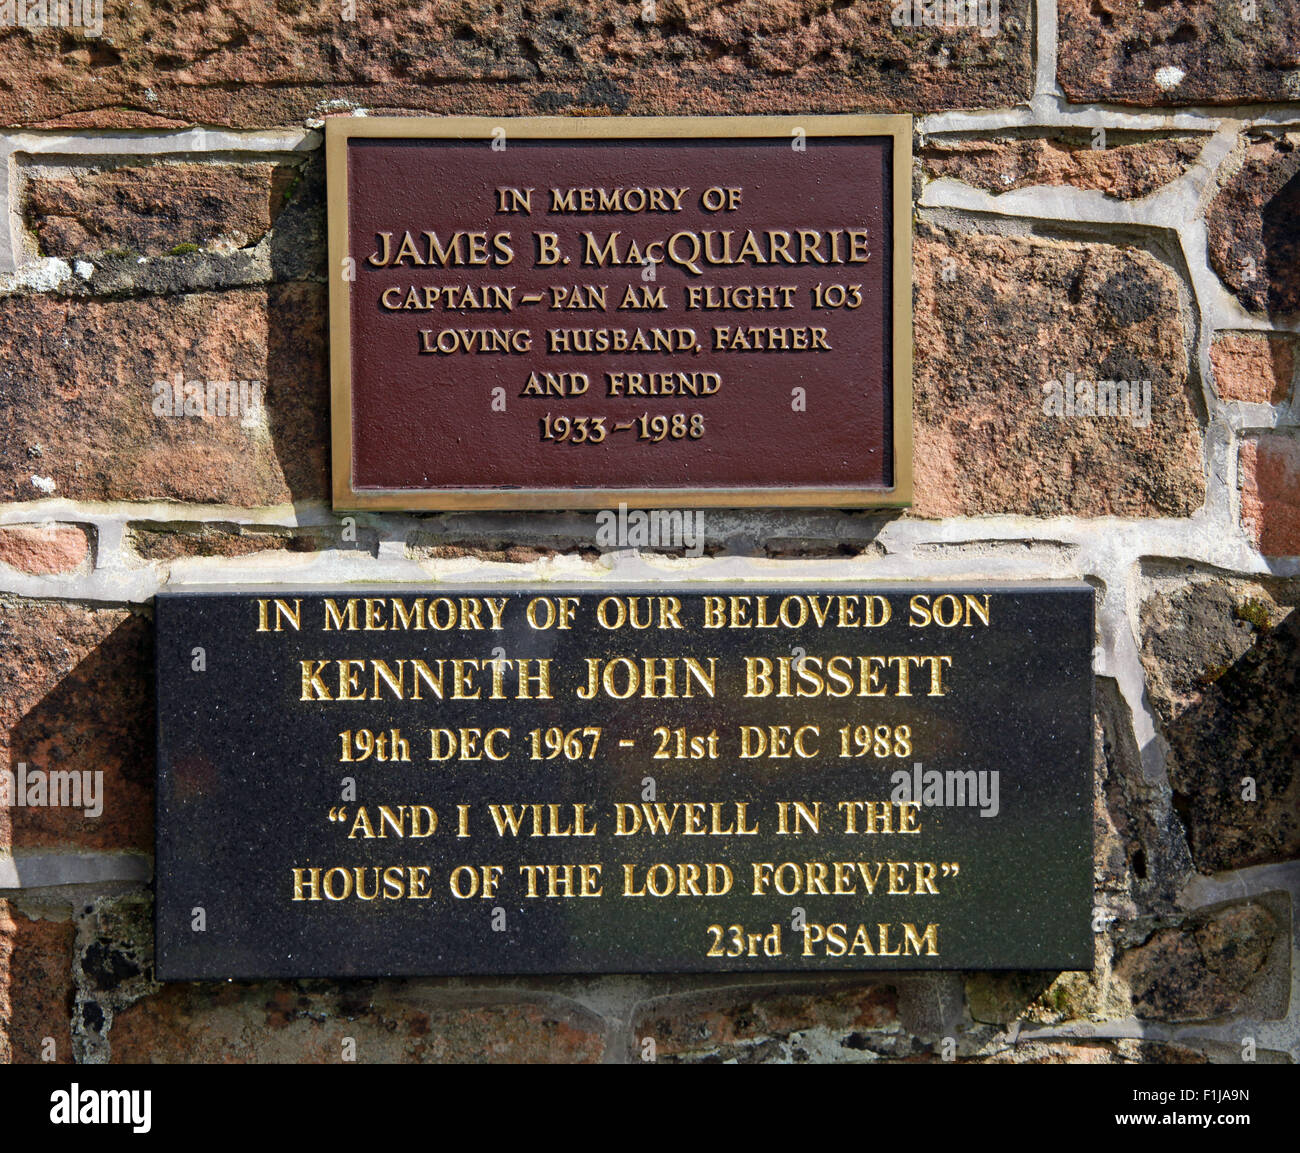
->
[1206,135,1300,317]
[24,162,300,260]
[0,599,152,855]
[72,892,159,1063]
[1093,678,1193,918]
[912,222,1204,518]
[73,893,607,1063]
[127,521,378,561]
[0,0,1033,129]
[630,984,909,1062]
[0,901,76,1064]
[0,524,92,575]
[1140,573,1300,873]
[59,151,328,297]
[966,895,1284,1030]
[0,285,327,506]
[409,540,572,564]
[761,536,884,558]
[1114,902,1278,1023]
[919,134,1204,199]
[108,985,607,1062]
[964,971,1057,1026]
[1058,0,1300,107]
[962,920,1140,1028]
[1240,434,1300,556]
[406,533,599,564]
[1210,332,1296,404]
[977,1039,1209,1064]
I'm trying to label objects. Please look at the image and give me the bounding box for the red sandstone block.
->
[0,599,152,855]
[1241,435,1300,556]
[0,0,1033,129]
[0,900,75,1064]
[912,223,1203,518]
[631,984,900,1062]
[1211,333,1295,405]
[1,286,326,507]
[25,162,297,259]
[1206,137,1300,317]
[109,985,607,1063]
[0,524,91,575]
[1059,0,1300,106]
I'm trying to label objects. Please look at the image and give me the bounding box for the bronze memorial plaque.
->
[327,115,912,510]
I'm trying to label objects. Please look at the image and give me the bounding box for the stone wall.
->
[0,0,1296,1064]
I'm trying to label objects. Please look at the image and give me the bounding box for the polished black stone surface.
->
[155,585,1093,978]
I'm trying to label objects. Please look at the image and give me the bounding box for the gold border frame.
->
[326,114,913,511]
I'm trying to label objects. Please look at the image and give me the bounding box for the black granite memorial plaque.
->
[154,584,1093,978]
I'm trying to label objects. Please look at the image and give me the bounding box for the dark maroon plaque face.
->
[344,133,895,498]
